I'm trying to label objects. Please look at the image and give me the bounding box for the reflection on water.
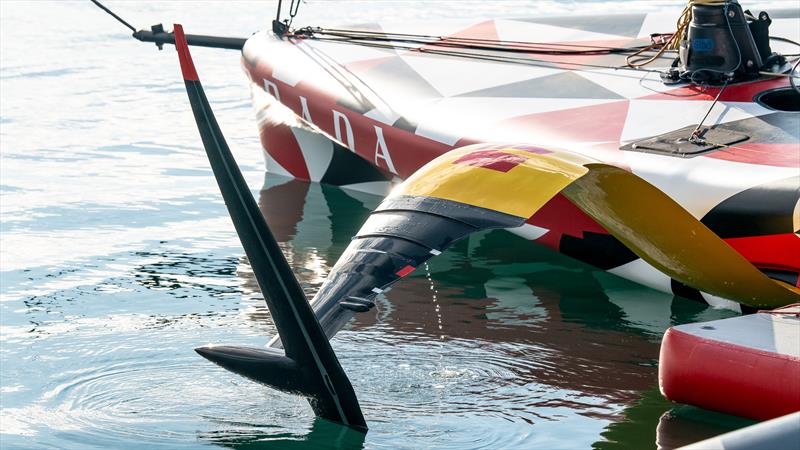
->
[1,1,749,448]
[1,169,747,449]
[655,406,756,450]
[240,176,747,450]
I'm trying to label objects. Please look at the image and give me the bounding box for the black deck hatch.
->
[621,124,749,157]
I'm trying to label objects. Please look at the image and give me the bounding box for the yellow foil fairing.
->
[391,144,800,308]
[394,145,591,218]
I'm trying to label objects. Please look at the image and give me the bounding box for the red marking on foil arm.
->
[173,24,199,81]
[395,265,416,277]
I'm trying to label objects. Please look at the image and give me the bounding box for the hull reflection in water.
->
[214,173,741,449]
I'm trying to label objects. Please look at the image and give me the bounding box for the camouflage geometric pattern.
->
[240,9,800,311]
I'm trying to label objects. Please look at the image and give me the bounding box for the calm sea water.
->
[1,1,773,448]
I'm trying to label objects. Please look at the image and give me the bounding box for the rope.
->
[689,80,728,144]
[297,26,650,56]
[759,57,800,93]
[290,26,671,74]
[302,34,667,74]
[287,0,302,28]
[90,0,137,33]
[770,35,800,51]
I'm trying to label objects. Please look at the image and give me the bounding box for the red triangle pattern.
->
[498,100,631,145]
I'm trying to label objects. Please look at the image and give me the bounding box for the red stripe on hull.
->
[245,55,795,275]
[500,100,630,145]
[642,77,789,102]
[259,122,310,180]
[704,143,800,168]
[659,327,800,421]
[724,233,800,273]
[255,74,452,178]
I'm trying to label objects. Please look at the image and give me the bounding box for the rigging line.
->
[90,0,137,33]
[312,34,623,58]
[299,28,650,55]
[418,47,669,73]
[288,36,412,136]
[287,0,302,29]
[317,34,643,56]
[290,38,381,112]
[289,0,301,16]
[690,80,728,142]
[770,36,800,49]
[310,26,651,51]
[317,33,638,53]
[296,39,410,127]
[626,39,672,68]
[361,37,666,73]
[316,35,625,54]
[435,38,644,53]
[309,35,669,74]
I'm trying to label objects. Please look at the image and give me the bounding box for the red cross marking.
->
[452,147,551,173]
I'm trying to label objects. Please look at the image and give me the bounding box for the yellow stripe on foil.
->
[391,144,800,308]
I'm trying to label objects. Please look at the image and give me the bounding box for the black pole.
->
[90,1,246,50]
[132,26,246,50]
